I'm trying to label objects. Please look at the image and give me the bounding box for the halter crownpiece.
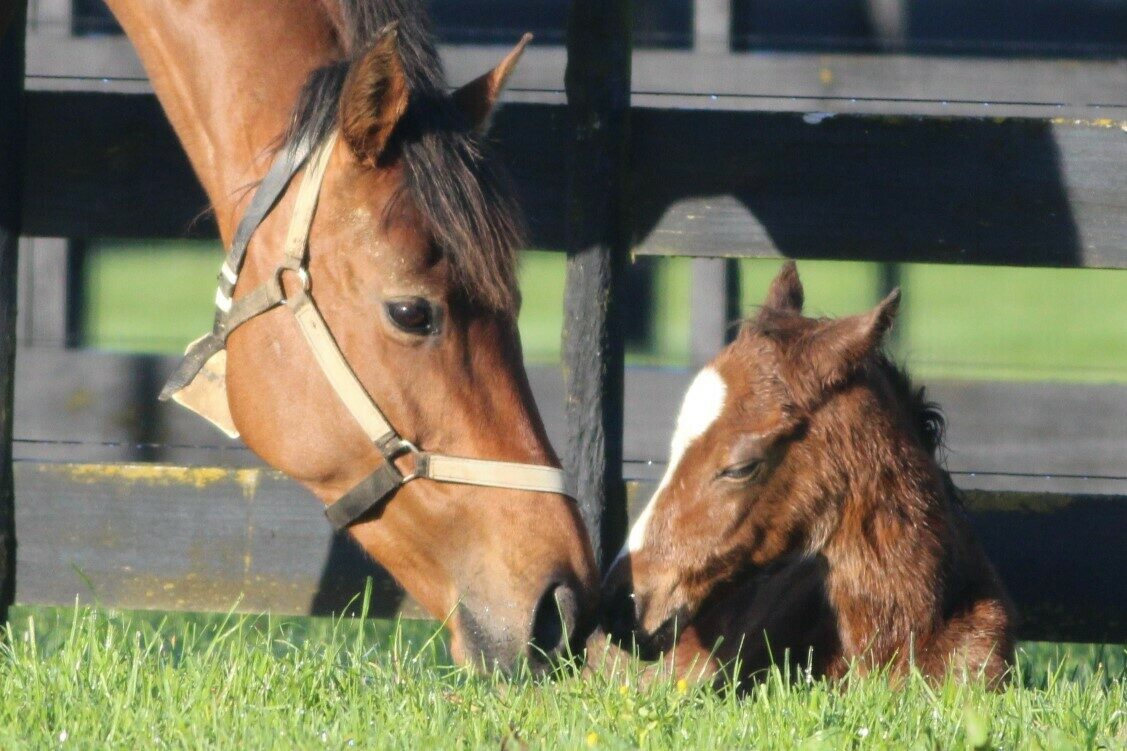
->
[162,132,571,530]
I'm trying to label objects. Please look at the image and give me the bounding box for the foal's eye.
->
[385,298,437,335]
[719,460,763,482]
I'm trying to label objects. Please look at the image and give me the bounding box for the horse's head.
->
[223,29,597,671]
[603,262,903,656]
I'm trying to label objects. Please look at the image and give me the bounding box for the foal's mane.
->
[871,354,947,461]
[284,0,523,312]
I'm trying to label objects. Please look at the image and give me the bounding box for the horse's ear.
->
[340,23,409,165]
[756,260,804,321]
[800,288,901,392]
[451,33,532,132]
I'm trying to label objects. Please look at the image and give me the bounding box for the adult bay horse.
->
[603,263,1014,686]
[102,0,597,670]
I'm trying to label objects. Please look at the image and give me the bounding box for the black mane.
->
[285,0,523,312]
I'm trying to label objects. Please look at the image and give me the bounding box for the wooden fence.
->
[2,0,1126,641]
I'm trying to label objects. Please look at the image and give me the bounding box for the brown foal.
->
[102,0,597,670]
[603,262,1013,686]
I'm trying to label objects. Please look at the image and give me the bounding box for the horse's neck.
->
[104,0,341,239]
[822,442,952,663]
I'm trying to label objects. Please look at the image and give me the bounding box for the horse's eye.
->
[385,298,437,335]
[719,460,762,482]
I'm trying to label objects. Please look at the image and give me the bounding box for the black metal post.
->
[0,1,27,625]
[563,0,632,570]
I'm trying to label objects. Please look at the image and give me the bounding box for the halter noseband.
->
[161,132,570,530]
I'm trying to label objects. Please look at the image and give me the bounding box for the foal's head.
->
[224,16,596,671]
[604,262,929,655]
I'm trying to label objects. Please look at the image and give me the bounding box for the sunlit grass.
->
[1,604,1124,750]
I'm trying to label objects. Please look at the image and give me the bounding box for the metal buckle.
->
[376,434,422,482]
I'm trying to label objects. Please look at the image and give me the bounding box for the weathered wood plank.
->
[13,461,1125,642]
[13,349,1127,496]
[0,0,26,625]
[16,237,78,346]
[19,92,1127,269]
[12,462,416,617]
[631,109,1127,269]
[562,0,632,569]
[693,0,731,54]
[25,33,1127,119]
[689,258,741,367]
[21,91,214,239]
[729,0,1127,59]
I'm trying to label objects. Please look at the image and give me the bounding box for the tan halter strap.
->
[162,132,570,531]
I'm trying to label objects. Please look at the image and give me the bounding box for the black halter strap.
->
[159,133,318,400]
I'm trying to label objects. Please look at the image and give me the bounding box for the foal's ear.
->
[340,23,410,165]
[803,288,901,391]
[451,33,532,132]
[756,260,805,321]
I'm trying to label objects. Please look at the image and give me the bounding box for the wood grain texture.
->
[14,350,1127,496]
[630,109,1127,269]
[0,1,26,625]
[562,0,632,568]
[25,34,1127,119]
[12,462,414,617]
[18,93,1127,269]
[12,461,1124,642]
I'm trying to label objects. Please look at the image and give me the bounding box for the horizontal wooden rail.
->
[13,460,1126,643]
[24,34,1127,119]
[20,92,1127,268]
[14,348,1127,494]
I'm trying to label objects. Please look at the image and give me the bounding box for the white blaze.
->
[616,367,727,562]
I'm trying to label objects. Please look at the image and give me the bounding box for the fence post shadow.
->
[310,532,406,617]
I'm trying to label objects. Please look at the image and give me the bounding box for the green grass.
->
[1,605,1123,750]
[84,242,1127,383]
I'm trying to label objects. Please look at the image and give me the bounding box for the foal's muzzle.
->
[602,560,683,661]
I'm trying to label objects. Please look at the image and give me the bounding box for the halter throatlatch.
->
[162,132,570,530]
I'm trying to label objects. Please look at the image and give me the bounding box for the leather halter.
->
[161,132,570,530]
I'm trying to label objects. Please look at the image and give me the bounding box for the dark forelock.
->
[286,0,523,312]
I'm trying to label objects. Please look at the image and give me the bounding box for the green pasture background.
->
[83,241,1127,383]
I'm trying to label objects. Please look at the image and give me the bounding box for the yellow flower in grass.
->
[676,678,688,695]
[586,731,599,747]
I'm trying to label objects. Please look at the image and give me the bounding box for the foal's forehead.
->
[711,334,791,418]
[673,367,728,445]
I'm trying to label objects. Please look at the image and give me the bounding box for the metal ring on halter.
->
[376,434,423,481]
[377,435,419,459]
[275,265,312,304]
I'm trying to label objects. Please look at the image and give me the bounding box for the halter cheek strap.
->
[162,132,570,531]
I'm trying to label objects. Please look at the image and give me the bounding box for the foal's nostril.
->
[530,582,580,661]
[602,584,639,643]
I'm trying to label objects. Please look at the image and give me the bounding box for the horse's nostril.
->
[530,582,580,661]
